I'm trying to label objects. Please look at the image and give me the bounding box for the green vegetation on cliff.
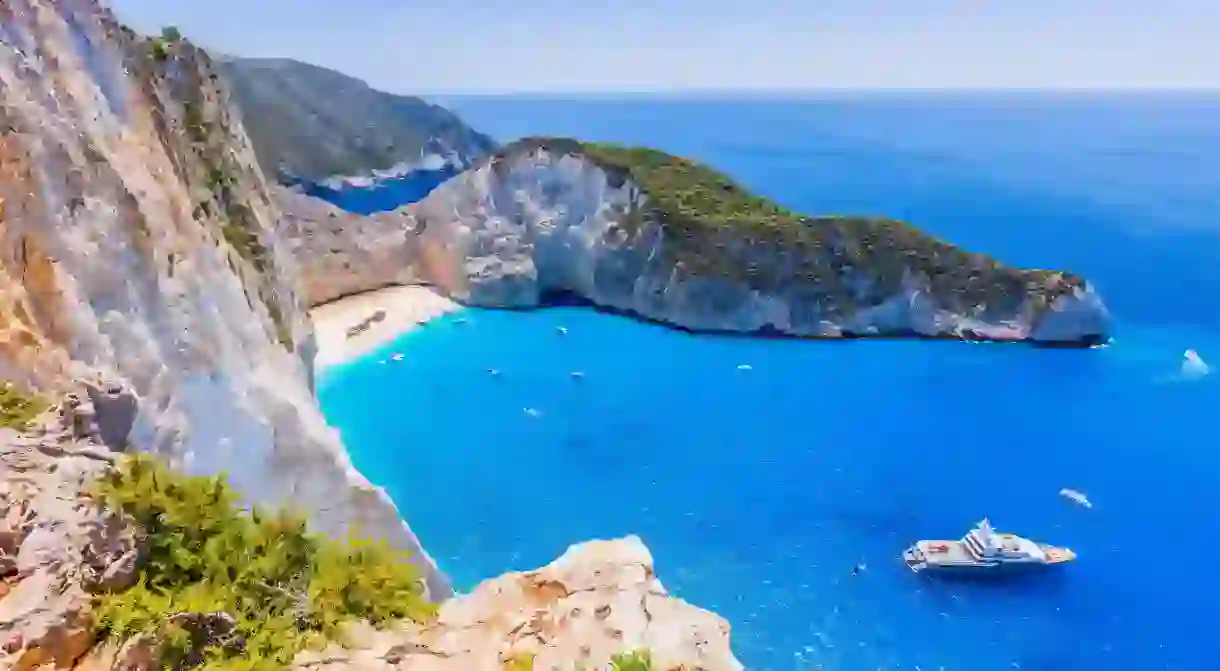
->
[219,57,496,179]
[150,38,292,353]
[91,455,434,670]
[608,650,665,670]
[0,381,47,430]
[492,137,1084,320]
[503,649,671,671]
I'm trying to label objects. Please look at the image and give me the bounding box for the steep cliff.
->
[296,536,742,671]
[275,185,427,305]
[0,0,447,599]
[4,421,743,670]
[2,7,744,671]
[295,137,1109,343]
[419,138,1111,343]
[218,57,496,183]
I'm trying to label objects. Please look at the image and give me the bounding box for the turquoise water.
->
[317,94,1220,670]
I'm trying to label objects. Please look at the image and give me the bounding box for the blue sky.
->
[110,0,1219,94]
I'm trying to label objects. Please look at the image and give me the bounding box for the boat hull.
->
[903,548,1072,576]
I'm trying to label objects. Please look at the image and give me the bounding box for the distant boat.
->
[737,364,753,371]
[556,326,569,335]
[1181,349,1210,378]
[523,407,542,418]
[1059,487,1093,509]
[570,371,585,379]
[902,519,1076,574]
[488,368,501,376]
[390,353,404,361]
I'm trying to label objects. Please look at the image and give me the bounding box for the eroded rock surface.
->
[295,537,743,671]
[274,141,1109,344]
[412,143,1110,344]
[0,416,136,671]
[0,0,447,598]
[275,186,425,305]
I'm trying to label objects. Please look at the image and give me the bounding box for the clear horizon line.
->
[416,86,1220,98]
[412,86,1220,101]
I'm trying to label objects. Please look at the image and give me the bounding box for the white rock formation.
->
[275,186,426,305]
[400,143,1111,344]
[0,0,447,599]
[313,137,489,190]
[0,421,137,670]
[294,536,743,671]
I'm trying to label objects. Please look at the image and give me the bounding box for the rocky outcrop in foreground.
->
[296,537,741,671]
[2,408,740,671]
[0,419,136,670]
[277,139,1110,344]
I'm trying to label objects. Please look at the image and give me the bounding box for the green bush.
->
[0,380,47,430]
[503,652,536,671]
[505,649,681,671]
[609,650,656,671]
[490,137,1083,318]
[91,454,435,670]
[147,37,171,62]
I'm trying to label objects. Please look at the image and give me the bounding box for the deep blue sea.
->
[316,93,1220,671]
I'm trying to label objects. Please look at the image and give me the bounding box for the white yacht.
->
[902,519,1076,574]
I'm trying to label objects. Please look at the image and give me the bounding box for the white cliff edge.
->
[399,145,1110,344]
[0,1,448,599]
[295,535,744,671]
[314,140,484,191]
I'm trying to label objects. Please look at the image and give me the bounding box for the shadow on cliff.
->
[534,290,1110,348]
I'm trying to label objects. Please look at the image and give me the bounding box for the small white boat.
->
[556,326,569,335]
[737,364,753,371]
[1181,349,1210,378]
[523,407,542,418]
[390,353,404,362]
[1059,487,1093,509]
[570,371,585,379]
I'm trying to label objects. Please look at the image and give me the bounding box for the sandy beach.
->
[309,285,462,370]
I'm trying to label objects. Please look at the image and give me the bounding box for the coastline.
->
[309,284,462,370]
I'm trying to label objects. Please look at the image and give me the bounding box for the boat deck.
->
[911,539,989,567]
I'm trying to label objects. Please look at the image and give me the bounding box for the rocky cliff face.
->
[218,57,496,184]
[296,536,742,671]
[0,0,447,598]
[0,417,138,670]
[328,141,1107,344]
[275,185,427,305]
[5,410,745,670]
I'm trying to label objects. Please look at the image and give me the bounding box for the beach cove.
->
[312,93,1220,670]
[310,285,463,371]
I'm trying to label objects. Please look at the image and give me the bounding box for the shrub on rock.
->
[89,454,435,669]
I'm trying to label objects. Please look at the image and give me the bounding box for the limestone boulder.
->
[295,536,743,671]
[0,426,137,671]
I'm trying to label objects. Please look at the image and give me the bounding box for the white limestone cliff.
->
[407,144,1111,344]
[273,144,1112,345]
[4,423,744,671]
[313,137,490,190]
[0,0,448,599]
[294,536,743,671]
[275,185,427,306]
